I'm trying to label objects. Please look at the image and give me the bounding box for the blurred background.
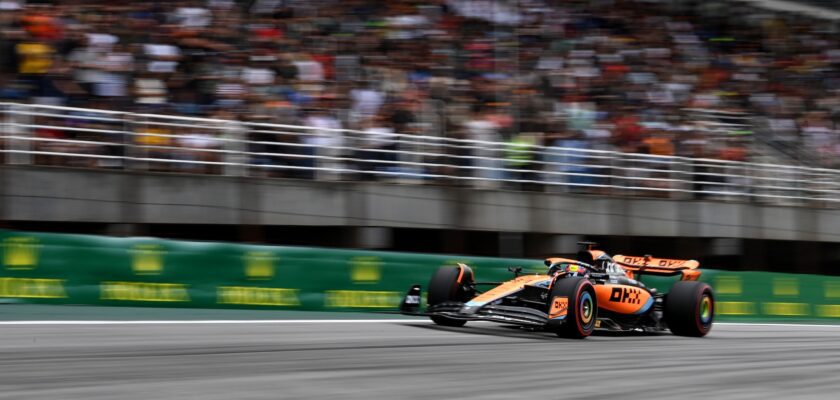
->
[1,0,840,275]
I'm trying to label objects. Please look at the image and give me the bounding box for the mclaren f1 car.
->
[400,243,714,338]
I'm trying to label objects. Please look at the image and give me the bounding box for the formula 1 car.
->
[399,243,714,338]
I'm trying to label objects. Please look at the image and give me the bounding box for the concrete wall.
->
[3,165,840,243]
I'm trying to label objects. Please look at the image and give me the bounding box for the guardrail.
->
[2,228,839,322]
[2,102,839,206]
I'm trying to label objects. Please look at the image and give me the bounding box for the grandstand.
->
[1,0,839,273]
[4,3,840,399]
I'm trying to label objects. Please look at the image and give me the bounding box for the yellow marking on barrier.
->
[350,257,381,284]
[244,251,275,280]
[772,278,799,296]
[714,276,742,295]
[825,282,840,299]
[3,237,39,270]
[0,277,66,298]
[130,244,164,275]
[716,301,756,315]
[816,305,840,318]
[762,302,809,316]
[217,286,300,306]
[324,290,401,308]
[100,282,189,302]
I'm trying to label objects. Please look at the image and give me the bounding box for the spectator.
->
[356,114,397,180]
[544,128,592,192]
[303,107,344,180]
[505,130,540,191]
[15,32,54,97]
[1,0,838,181]
[463,105,503,188]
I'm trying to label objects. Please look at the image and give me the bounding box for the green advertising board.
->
[1,229,839,322]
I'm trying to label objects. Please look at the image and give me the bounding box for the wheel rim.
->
[580,291,594,327]
[699,295,712,325]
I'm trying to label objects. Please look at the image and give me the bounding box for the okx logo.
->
[609,287,642,304]
[131,244,164,275]
[3,237,39,270]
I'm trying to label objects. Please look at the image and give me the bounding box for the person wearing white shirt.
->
[463,107,503,187]
[350,87,384,120]
[303,109,345,180]
[175,7,212,28]
[356,115,398,180]
[143,43,181,74]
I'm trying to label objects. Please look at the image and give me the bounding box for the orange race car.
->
[400,242,714,338]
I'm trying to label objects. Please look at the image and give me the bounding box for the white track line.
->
[716,322,840,328]
[0,320,837,327]
[0,319,423,325]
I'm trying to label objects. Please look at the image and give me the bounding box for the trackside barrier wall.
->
[1,229,839,322]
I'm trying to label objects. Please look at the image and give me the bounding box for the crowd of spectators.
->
[0,0,838,177]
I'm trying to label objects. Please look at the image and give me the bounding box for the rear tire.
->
[665,281,714,337]
[427,266,474,327]
[546,277,597,339]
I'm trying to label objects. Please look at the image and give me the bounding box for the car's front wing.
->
[422,302,551,327]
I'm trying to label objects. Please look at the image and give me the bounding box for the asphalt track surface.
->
[2,307,840,399]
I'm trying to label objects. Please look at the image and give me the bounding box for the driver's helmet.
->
[548,262,589,277]
[594,254,624,276]
[593,254,614,272]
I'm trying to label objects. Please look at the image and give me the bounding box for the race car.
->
[399,242,714,338]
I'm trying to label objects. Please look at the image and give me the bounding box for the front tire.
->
[546,277,597,338]
[427,265,474,327]
[665,281,714,337]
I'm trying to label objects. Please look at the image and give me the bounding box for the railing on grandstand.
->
[1,102,839,207]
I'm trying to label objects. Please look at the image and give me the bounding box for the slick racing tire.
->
[427,265,474,327]
[665,281,714,337]
[546,277,597,339]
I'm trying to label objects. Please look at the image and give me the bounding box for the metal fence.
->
[2,102,839,207]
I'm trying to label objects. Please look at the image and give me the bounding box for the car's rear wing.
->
[613,255,701,281]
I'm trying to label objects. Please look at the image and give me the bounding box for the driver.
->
[593,254,625,277]
[592,254,649,289]
[548,261,587,277]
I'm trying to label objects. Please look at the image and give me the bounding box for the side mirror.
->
[399,285,422,314]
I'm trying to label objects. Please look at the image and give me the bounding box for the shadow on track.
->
[400,322,561,341]
[401,321,670,341]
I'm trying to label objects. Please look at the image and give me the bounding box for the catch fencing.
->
[2,103,840,207]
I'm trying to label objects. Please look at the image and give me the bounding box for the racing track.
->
[1,308,839,399]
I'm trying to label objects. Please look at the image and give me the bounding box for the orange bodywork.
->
[681,269,701,281]
[467,275,549,306]
[467,250,698,317]
[544,257,579,266]
[613,255,701,281]
[594,284,653,315]
[548,296,569,319]
[456,263,468,283]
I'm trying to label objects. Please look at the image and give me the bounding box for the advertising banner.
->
[2,229,839,321]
